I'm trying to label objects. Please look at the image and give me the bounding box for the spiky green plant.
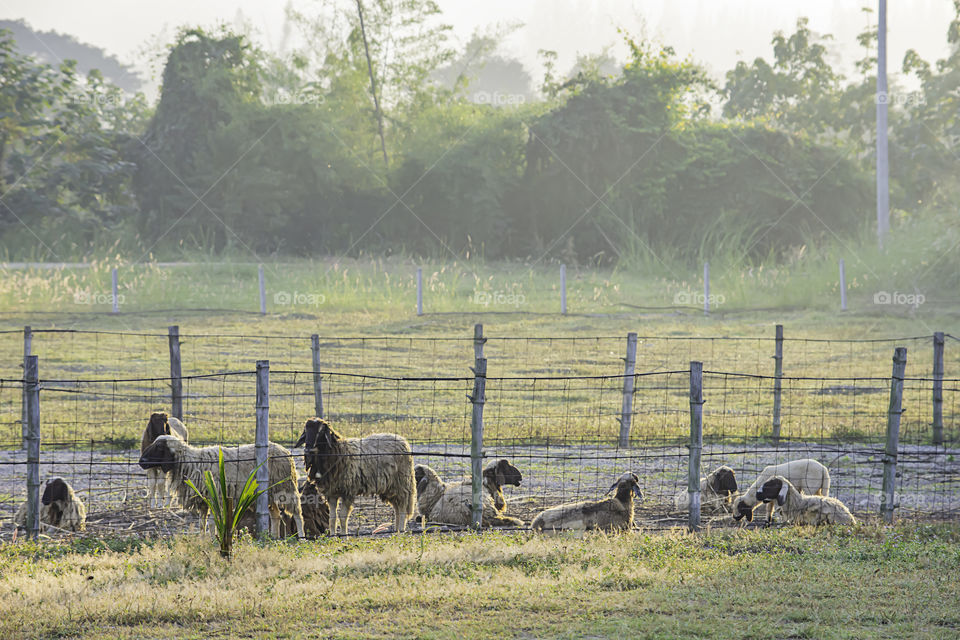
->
[184,447,267,559]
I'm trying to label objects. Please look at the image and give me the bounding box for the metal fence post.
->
[255,360,271,536]
[933,332,944,446]
[25,355,40,540]
[688,361,703,532]
[469,357,487,529]
[311,335,324,418]
[618,332,638,447]
[772,324,783,442]
[881,347,907,524]
[21,325,31,450]
[168,326,183,421]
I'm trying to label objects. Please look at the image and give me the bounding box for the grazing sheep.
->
[756,476,856,526]
[238,478,329,539]
[531,472,643,532]
[13,477,86,537]
[414,460,524,527]
[141,411,189,508]
[673,465,738,514]
[733,459,830,524]
[294,418,415,535]
[139,435,305,538]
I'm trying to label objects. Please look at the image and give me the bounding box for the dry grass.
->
[1,524,959,639]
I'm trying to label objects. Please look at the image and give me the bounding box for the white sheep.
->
[294,418,415,535]
[756,475,856,525]
[673,465,738,514]
[733,458,830,524]
[139,435,305,538]
[531,472,643,532]
[13,477,86,538]
[414,460,524,527]
[140,411,188,508]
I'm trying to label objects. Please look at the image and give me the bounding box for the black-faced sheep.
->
[733,458,830,524]
[414,460,524,527]
[673,465,738,514]
[141,411,189,508]
[294,418,415,534]
[756,475,856,526]
[14,477,86,537]
[139,435,305,538]
[531,472,643,532]
[238,478,329,539]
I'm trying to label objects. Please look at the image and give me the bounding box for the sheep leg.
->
[328,497,340,535]
[339,498,354,534]
[392,502,406,533]
[766,502,774,525]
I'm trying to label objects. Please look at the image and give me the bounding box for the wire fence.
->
[2,339,958,538]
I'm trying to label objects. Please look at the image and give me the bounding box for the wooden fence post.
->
[469,357,487,529]
[772,324,784,442]
[881,347,907,524]
[688,361,704,531]
[111,268,120,313]
[258,266,266,315]
[839,259,848,311]
[311,335,324,419]
[560,264,567,315]
[618,332,638,448]
[255,360,271,536]
[168,326,183,421]
[416,268,423,316]
[21,325,31,450]
[933,332,944,446]
[24,355,40,540]
[473,324,485,360]
[703,263,710,316]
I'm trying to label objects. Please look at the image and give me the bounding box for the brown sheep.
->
[140,411,188,508]
[531,472,643,532]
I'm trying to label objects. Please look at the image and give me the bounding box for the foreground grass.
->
[1,525,959,639]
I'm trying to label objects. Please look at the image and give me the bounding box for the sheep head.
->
[757,476,789,507]
[41,477,69,505]
[710,466,738,496]
[733,499,755,522]
[295,418,339,480]
[146,412,172,442]
[483,459,522,488]
[138,436,178,473]
[414,465,430,495]
[608,472,643,503]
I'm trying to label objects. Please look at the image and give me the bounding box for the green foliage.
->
[184,447,266,559]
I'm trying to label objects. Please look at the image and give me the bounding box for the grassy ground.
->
[1,524,958,639]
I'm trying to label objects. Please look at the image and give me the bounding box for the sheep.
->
[13,477,86,538]
[756,476,856,526]
[531,472,643,532]
[414,460,524,527]
[294,417,415,535]
[238,478,329,539]
[673,465,738,514]
[140,411,189,508]
[732,458,830,524]
[139,435,305,538]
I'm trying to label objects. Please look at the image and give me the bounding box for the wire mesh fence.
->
[1,332,958,540]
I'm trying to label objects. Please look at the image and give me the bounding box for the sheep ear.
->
[777,481,788,506]
[606,481,618,495]
[293,432,306,448]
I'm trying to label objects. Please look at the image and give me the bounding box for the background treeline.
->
[0,2,958,266]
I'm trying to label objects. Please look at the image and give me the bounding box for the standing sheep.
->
[237,478,329,539]
[673,465,738,514]
[756,476,856,525]
[14,477,86,538]
[732,459,830,524]
[294,418,415,535]
[141,411,188,508]
[415,460,524,527]
[531,472,643,532]
[139,435,305,538]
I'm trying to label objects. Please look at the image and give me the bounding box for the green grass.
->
[1,524,959,639]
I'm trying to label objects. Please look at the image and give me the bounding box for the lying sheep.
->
[756,476,856,526]
[139,435,305,538]
[673,465,738,514]
[414,460,524,527]
[733,458,830,524]
[531,472,643,532]
[141,411,188,508]
[14,477,86,538]
[294,418,415,534]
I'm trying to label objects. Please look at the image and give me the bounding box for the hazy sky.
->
[4,0,955,94]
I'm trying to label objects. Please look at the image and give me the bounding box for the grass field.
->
[1,524,959,639]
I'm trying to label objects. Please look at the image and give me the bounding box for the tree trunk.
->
[355,0,389,168]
